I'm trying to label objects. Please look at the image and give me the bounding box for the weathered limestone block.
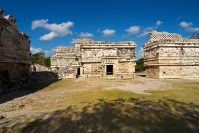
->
[144,30,199,78]
[0,9,31,94]
[51,39,136,79]
[30,64,51,72]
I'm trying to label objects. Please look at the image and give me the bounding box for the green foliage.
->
[31,52,50,67]
[44,57,51,67]
[135,58,145,72]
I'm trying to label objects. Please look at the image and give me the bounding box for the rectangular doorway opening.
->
[77,68,80,77]
[106,65,113,75]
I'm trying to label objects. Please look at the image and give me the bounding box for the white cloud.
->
[31,19,48,29]
[102,29,115,37]
[30,47,43,54]
[179,21,192,28]
[189,27,199,32]
[30,47,51,57]
[79,32,93,38]
[137,20,163,38]
[126,26,140,34]
[156,20,163,27]
[179,21,199,32]
[31,19,74,41]
[40,32,58,41]
[138,27,153,38]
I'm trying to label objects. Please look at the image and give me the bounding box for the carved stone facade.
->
[0,9,31,94]
[143,31,199,78]
[51,39,136,79]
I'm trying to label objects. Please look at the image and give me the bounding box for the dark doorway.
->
[106,65,113,75]
[0,70,10,82]
[77,68,80,76]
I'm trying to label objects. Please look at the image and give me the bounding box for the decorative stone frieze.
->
[143,30,199,78]
[51,39,136,79]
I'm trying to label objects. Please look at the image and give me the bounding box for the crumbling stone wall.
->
[51,47,80,79]
[117,62,135,78]
[144,30,199,78]
[30,64,51,72]
[0,9,31,94]
[51,39,136,79]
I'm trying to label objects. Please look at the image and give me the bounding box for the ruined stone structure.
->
[144,31,199,78]
[0,9,31,94]
[51,39,136,79]
[30,64,51,72]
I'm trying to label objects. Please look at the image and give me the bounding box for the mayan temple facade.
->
[144,31,199,78]
[0,9,31,94]
[51,39,136,79]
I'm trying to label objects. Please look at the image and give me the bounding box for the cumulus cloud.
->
[179,21,199,32]
[30,47,51,57]
[31,19,48,29]
[102,29,115,37]
[138,27,153,38]
[79,32,93,38]
[125,26,140,34]
[156,20,163,27]
[137,20,163,38]
[189,27,199,32]
[30,47,43,54]
[31,19,74,41]
[179,21,192,28]
[40,32,58,41]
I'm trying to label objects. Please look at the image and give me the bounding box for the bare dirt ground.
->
[101,77,171,94]
[0,77,168,117]
[0,77,198,133]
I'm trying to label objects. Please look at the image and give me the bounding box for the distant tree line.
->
[135,58,145,72]
[31,53,50,67]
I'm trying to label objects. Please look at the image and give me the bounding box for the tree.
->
[44,57,51,67]
[31,52,50,67]
[135,58,145,72]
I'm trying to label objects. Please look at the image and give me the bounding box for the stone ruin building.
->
[51,39,136,79]
[0,9,31,94]
[143,30,199,78]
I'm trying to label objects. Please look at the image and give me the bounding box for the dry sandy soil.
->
[0,77,169,118]
[0,77,198,133]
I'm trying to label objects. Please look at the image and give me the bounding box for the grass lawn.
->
[0,78,199,133]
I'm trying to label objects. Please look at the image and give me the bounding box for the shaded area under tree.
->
[0,71,59,104]
[7,98,199,133]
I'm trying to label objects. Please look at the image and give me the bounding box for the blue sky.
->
[1,0,199,58]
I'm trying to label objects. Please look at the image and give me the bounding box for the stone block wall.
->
[159,66,199,78]
[117,62,135,78]
[0,10,31,94]
[144,30,199,79]
[51,39,136,79]
[145,66,159,78]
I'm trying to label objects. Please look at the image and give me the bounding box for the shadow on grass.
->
[0,72,60,104]
[21,98,199,133]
